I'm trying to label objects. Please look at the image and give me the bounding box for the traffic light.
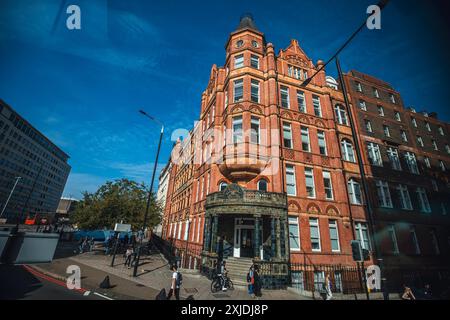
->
[351,240,363,262]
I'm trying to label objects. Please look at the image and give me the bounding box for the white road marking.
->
[83,291,91,296]
[93,292,114,300]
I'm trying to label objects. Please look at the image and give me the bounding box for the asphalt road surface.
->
[0,264,106,300]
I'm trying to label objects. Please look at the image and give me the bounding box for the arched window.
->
[341,139,356,163]
[219,182,228,192]
[348,179,362,205]
[334,105,348,126]
[257,179,268,192]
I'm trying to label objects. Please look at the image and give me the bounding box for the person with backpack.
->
[167,264,182,300]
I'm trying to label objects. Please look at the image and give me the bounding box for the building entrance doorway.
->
[233,218,262,258]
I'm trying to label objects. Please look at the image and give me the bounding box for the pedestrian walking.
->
[253,264,262,297]
[124,246,134,269]
[325,273,333,300]
[89,237,95,252]
[401,284,416,300]
[247,265,255,297]
[167,264,182,300]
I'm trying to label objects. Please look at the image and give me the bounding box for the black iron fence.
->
[289,263,365,294]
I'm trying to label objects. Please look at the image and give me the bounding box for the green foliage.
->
[72,179,162,230]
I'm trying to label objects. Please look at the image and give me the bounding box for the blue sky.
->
[0,0,449,199]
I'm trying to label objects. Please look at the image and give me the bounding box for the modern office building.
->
[0,99,71,223]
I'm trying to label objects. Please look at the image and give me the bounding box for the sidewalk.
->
[33,242,308,300]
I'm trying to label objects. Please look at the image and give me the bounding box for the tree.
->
[72,179,162,231]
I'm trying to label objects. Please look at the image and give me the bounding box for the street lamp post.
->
[0,177,22,219]
[133,110,164,277]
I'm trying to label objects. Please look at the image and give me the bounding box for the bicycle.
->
[211,271,234,293]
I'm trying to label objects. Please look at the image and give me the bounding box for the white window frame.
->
[395,112,401,121]
[376,180,393,208]
[309,218,321,252]
[368,143,383,167]
[250,54,259,69]
[383,125,391,137]
[251,79,260,103]
[288,217,301,251]
[401,130,408,142]
[348,179,362,205]
[377,105,385,116]
[286,164,297,196]
[388,224,399,254]
[417,136,424,147]
[405,152,419,174]
[297,90,306,113]
[250,116,260,144]
[283,122,293,149]
[328,220,340,252]
[396,184,413,210]
[334,105,348,125]
[416,187,431,213]
[234,79,244,102]
[280,86,290,108]
[341,139,356,163]
[355,222,370,250]
[424,157,431,168]
[234,54,244,69]
[440,160,446,172]
[184,220,190,241]
[232,116,243,143]
[317,130,327,156]
[365,120,373,133]
[305,167,316,198]
[322,171,333,200]
[312,95,322,117]
[387,147,402,171]
[359,99,367,111]
[301,126,311,152]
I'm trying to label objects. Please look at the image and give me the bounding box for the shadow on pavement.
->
[0,265,43,300]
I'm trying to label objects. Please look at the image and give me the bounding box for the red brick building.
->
[344,71,450,286]
[158,15,450,291]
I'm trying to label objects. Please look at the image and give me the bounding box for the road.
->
[0,264,106,300]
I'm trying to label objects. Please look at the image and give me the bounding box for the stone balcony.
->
[205,184,287,216]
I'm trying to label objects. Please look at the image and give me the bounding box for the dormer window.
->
[236,40,244,48]
[252,40,259,48]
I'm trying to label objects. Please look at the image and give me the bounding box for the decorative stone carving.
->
[307,203,321,214]
[326,205,340,217]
